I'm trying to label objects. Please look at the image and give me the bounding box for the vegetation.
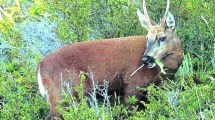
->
[0,0,214,119]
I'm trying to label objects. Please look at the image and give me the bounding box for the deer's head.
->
[137,0,177,68]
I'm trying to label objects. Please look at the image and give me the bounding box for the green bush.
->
[46,0,144,43]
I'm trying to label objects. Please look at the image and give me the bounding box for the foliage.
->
[46,0,144,43]
[0,55,48,119]
[58,74,127,120]
[0,0,214,119]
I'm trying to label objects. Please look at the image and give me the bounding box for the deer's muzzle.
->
[142,55,156,68]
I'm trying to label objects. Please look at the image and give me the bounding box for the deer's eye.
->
[159,37,166,42]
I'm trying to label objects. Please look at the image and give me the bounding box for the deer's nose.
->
[143,55,155,63]
[142,55,156,68]
[142,56,151,64]
[142,56,149,63]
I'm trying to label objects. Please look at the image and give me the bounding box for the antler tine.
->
[142,0,152,27]
[161,0,170,27]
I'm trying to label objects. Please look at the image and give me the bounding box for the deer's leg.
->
[123,84,143,109]
[46,88,63,120]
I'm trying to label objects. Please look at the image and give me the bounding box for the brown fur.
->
[37,35,183,119]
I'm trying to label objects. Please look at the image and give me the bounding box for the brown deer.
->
[37,0,183,119]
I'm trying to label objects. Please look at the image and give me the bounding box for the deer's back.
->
[38,36,148,88]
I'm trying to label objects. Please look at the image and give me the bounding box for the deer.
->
[36,0,183,119]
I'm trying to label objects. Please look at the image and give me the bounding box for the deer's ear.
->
[166,12,175,31]
[137,9,150,29]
